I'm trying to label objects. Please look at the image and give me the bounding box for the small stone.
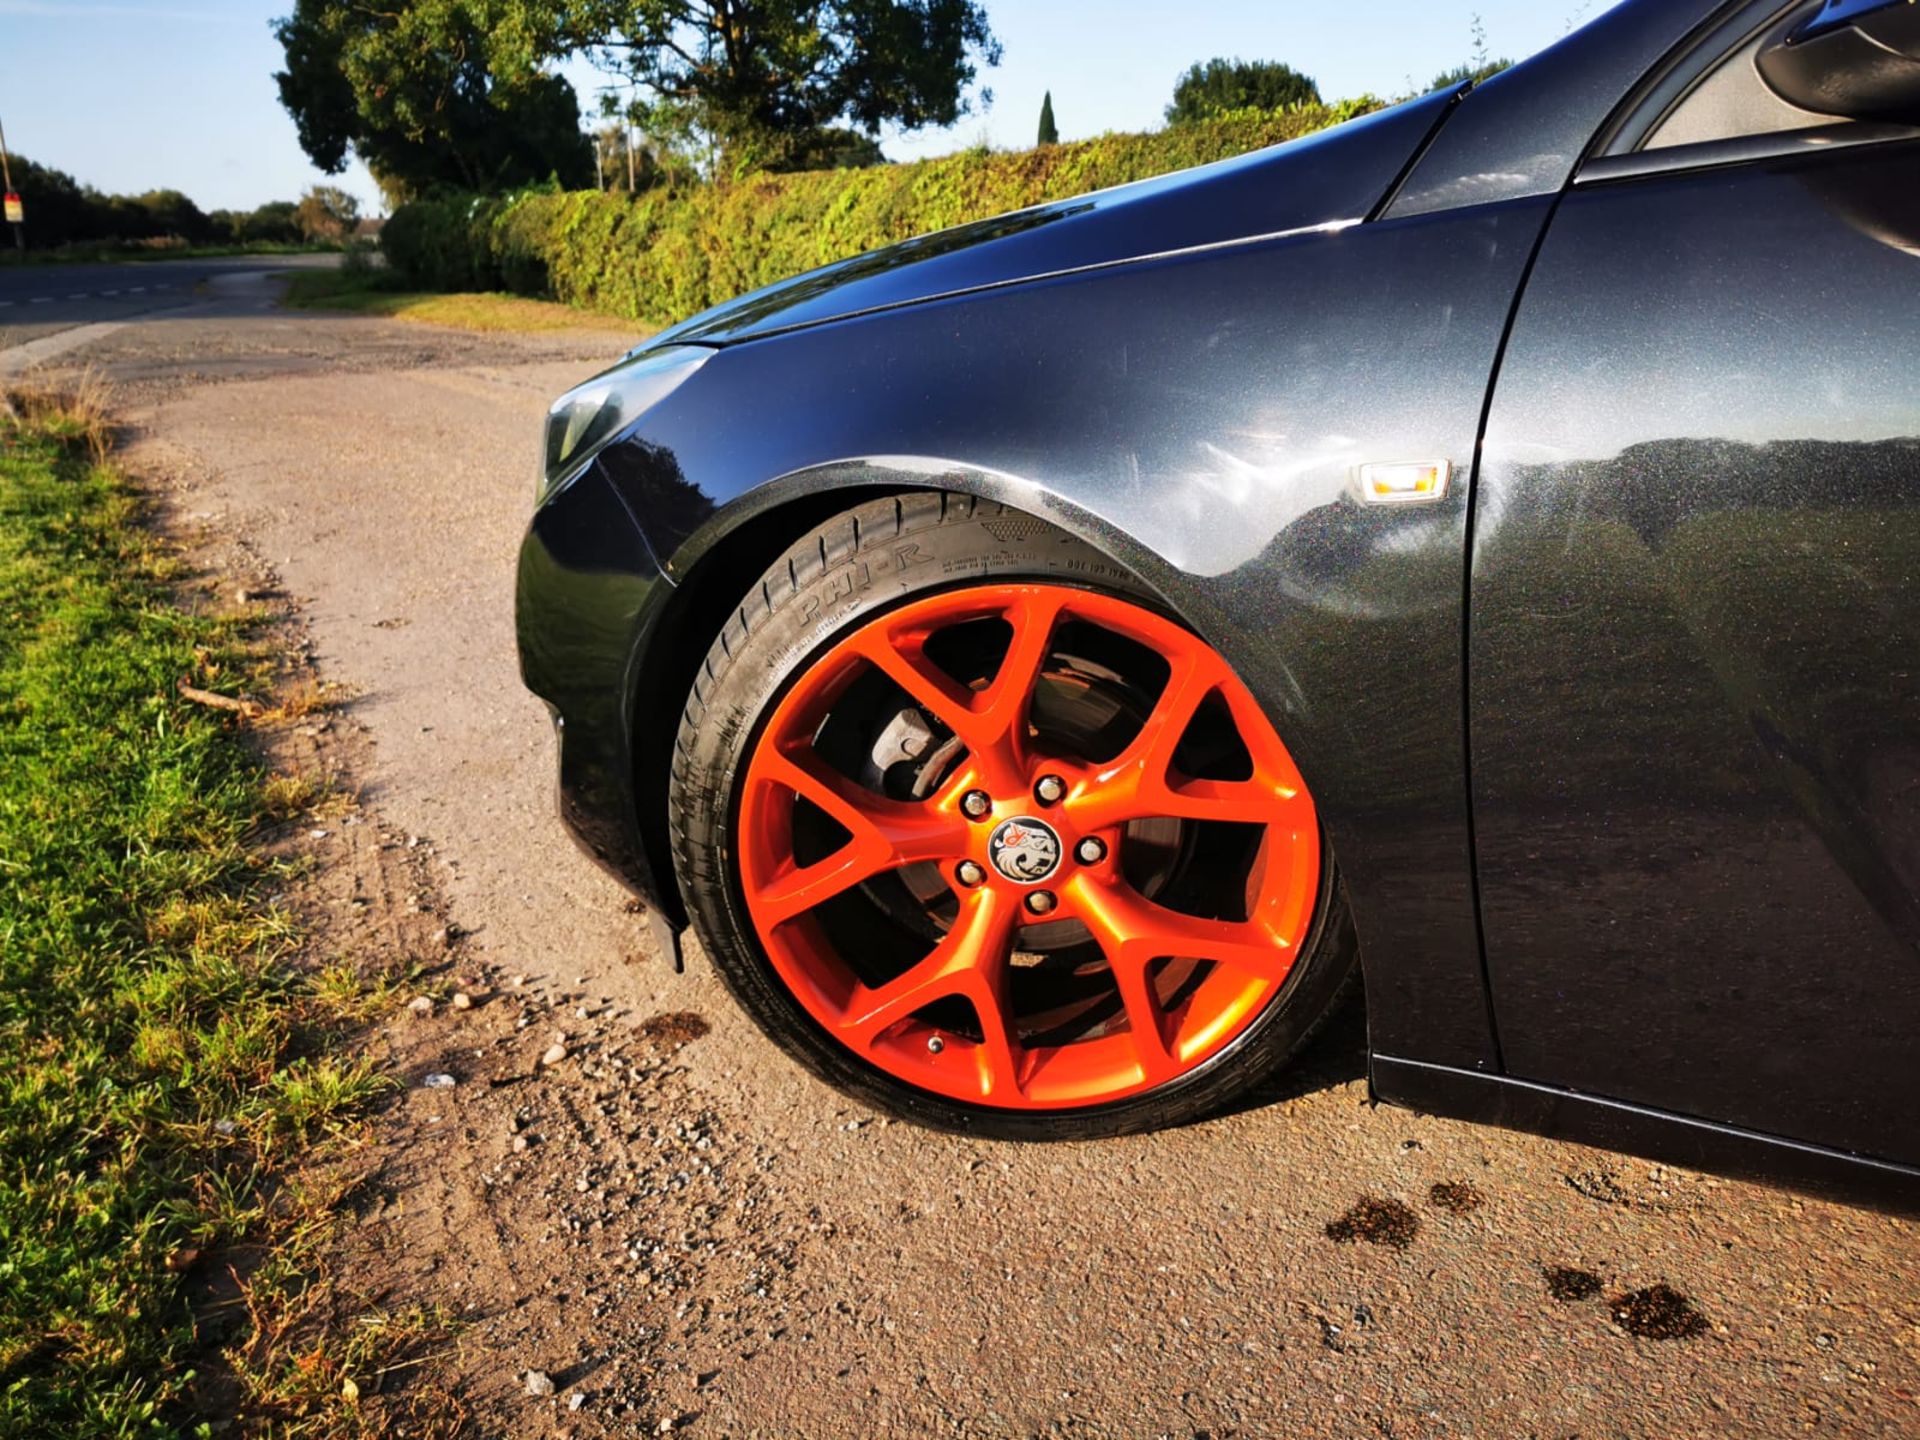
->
[658,1419,677,1435]
[541,1043,569,1067]
[407,835,422,849]
[408,995,434,1016]
[434,927,455,949]
[422,1072,457,1089]
[212,1118,238,1136]
[309,828,330,840]
[513,1135,530,1153]
[510,973,527,988]
[235,587,253,604]
[451,992,474,1011]
[524,1370,555,1397]
[568,1392,587,1412]
[575,1005,592,1019]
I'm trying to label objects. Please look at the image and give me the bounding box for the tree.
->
[771,126,888,172]
[273,0,593,200]
[1037,89,1058,146]
[580,0,1000,174]
[1165,58,1320,125]
[293,185,361,241]
[1429,13,1512,92]
[240,201,303,244]
[121,190,214,244]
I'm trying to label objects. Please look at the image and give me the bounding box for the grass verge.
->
[0,385,449,1436]
[279,267,638,336]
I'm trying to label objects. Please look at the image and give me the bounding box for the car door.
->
[1468,1,1920,1165]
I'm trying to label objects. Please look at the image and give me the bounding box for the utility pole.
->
[0,111,23,254]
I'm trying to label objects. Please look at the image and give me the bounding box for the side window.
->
[1644,10,1835,149]
[1586,0,1920,179]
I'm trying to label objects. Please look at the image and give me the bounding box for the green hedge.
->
[382,100,1380,331]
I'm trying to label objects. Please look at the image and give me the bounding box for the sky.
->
[0,0,1616,216]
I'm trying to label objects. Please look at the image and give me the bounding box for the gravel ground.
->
[12,276,1918,1438]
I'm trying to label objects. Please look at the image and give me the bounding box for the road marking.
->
[67,293,86,300]
[130,286,146,293]
[0,320,128,375]
[0,301,12,309]
[29,297,51,304]
[101,289,119,296]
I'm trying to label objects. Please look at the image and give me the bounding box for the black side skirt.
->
[1371,1054,1920,1215]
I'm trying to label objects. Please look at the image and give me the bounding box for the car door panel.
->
[1470,139,1920,1163]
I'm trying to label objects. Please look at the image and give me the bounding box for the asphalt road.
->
[17,285,1920,1438]
[0,253,341,360]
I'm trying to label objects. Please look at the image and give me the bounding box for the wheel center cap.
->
[987,816,1064,885]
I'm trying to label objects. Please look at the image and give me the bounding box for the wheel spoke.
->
[752,746,968,925]
[1108,952,1180,1085]
[845,590,1066,791]
[843,628,981,744]
[968,969,1026,1100]
[1072,647,1301,831]
[971,588,1067,763]
[1146,776,1309,826]
[838,886,1019,1047]
[1068,873,1290,982]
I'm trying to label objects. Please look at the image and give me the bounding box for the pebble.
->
[407,995,434,1016]
[524,1370,555,1397]
[513,1135,531,1153]
[213,1118,238,1136]
[451,992,474,1011]
[309,828,330,840]
[568,1392,587,1412]
[422,1073,457,1089]
[541,1043,569,1067]
[434,926,455,949]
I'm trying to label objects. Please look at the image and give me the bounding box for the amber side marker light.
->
[1357,460,1451,506]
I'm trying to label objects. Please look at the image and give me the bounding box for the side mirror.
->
[1758,0,1920,121]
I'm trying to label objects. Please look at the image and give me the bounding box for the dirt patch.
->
[635,1011,713,1047]
[1544,1265,1604,1303]
[1609,1284,1710,1341]
[1325,1196,1420,1250]
[1427,1181,1483,1214]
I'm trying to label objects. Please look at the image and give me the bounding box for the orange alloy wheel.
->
[734,583,1322,1111]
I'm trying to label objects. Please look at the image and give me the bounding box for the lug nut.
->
[1034,774,1067,806]
[961,789,993,820]
[1075,836,1107,865]
[956,860,987,888]
[1025,890,1058,916]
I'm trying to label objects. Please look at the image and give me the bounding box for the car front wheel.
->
[670,492,1356,1139]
